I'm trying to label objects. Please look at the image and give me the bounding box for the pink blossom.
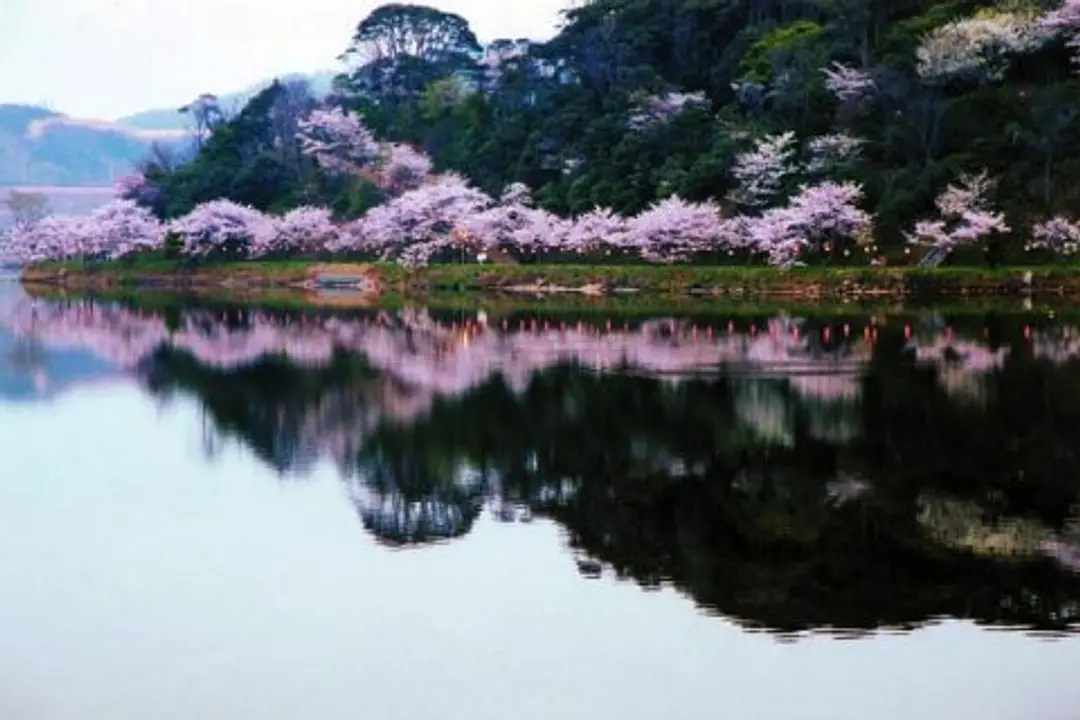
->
[506,207,571,254]
[906,171,1009,250]
[564,207,631,254]
[84,200,165,258]
[169,199,276,258]
[822,63,876,104]
[1030,216,1080,255]
[908,219,951,249]
[380,143,433,195]
[460,182,568,255]
[6,216,88,263]
[255,206,340,256]
[5,200,163,262]
[463,208,559,255]
[625,196,728,263]
[352,173,492,266]
[1043,0,1080,34]
[951,210,1009,243]
[297,108,381,175]
[785,182,872,244]
[730,182,873,267]
[742,209,807,267]
[728,132,798,209]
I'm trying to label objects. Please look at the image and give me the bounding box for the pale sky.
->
[0,0,573,121]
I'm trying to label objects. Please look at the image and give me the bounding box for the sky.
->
[0,0,573,121]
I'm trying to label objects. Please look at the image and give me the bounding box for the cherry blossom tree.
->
[295,107,435,198]
[805,133,864,177]
[1029,216,1080,255]
[823,63,875,105]
[114,173,146,199]
[256,206,340,256]
[627,91,709,131]
[564,207,631,255]
[380,143,434,195]
[461,182,570,256]
[738,182,873,267]
[625,196,728,263]
[169,199,277,258]
[83,200,165,258]
[780,182,873,260]
[916,10,1053,85]
[508,208,572,256]
[352,173,493,266]
[740,209,805,268]
[728,131,798,210]
[297,108,381,175]
[5,216,87,263]
[906,171,1010,252]
[5,200,163,262]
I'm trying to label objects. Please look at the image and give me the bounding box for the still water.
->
[2,284,1080,720]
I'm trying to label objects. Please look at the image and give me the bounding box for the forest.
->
[8,0,1080,268]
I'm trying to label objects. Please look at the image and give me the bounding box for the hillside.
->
[117,71,337,131]
[145,0,1072,250]
[0,104,188,186]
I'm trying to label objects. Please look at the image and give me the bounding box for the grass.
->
[23,256,1080,298]
[29,256,319,278]
[22,281,1080,322]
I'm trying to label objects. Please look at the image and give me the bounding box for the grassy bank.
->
[22,281,1080,322]
[20,258,1080,299]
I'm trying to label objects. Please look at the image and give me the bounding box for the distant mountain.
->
[0,104,188,186]
[118,71,338,131]
[0,71,334,186]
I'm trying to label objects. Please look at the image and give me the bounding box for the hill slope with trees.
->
[128,0,1080,253]
[0,105,187,186]
[13,0,1080,270]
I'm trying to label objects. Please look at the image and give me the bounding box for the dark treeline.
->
[136,0,1080,253]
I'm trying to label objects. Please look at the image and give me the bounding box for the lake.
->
[2,283,1080,720]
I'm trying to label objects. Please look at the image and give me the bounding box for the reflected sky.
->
[4,287,1080,719]
[3,385,1080,720]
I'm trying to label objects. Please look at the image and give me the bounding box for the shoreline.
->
[18,260,1080,299]
[19,281,1079,319]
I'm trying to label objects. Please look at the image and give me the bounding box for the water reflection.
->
[3,292,1080,637]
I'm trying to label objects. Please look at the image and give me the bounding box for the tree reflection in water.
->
[4,294,1080,635]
